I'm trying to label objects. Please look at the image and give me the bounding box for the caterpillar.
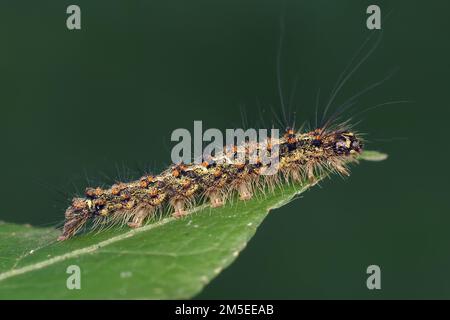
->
[58,22,391,241]
[58,125,363,241]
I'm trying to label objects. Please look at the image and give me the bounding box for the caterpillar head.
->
[329,131,363,156]
[306,129,363,157]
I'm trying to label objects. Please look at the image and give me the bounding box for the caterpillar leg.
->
[307,165,316,183]
[209,192,224,208]
[290,170,302,182]
[238,183,252,200]
[172,199,188,218]
[127,208,151,228]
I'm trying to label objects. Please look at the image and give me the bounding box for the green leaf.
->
[0,151,386,299]
[358,150,388,161]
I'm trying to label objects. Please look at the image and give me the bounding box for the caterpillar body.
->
[58,126,363,240]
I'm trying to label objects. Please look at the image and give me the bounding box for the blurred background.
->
[1,0,449,298]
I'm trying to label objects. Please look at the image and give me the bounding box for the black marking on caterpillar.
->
[58,127,363,240]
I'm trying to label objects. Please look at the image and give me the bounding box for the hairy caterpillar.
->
[58,126,363,240]
[58,23,393,241]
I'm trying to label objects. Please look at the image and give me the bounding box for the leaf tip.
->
[358,150,388,162]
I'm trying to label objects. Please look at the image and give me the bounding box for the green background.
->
[1,0,449,299]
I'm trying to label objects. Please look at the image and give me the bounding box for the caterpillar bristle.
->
[58,127,364,240]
